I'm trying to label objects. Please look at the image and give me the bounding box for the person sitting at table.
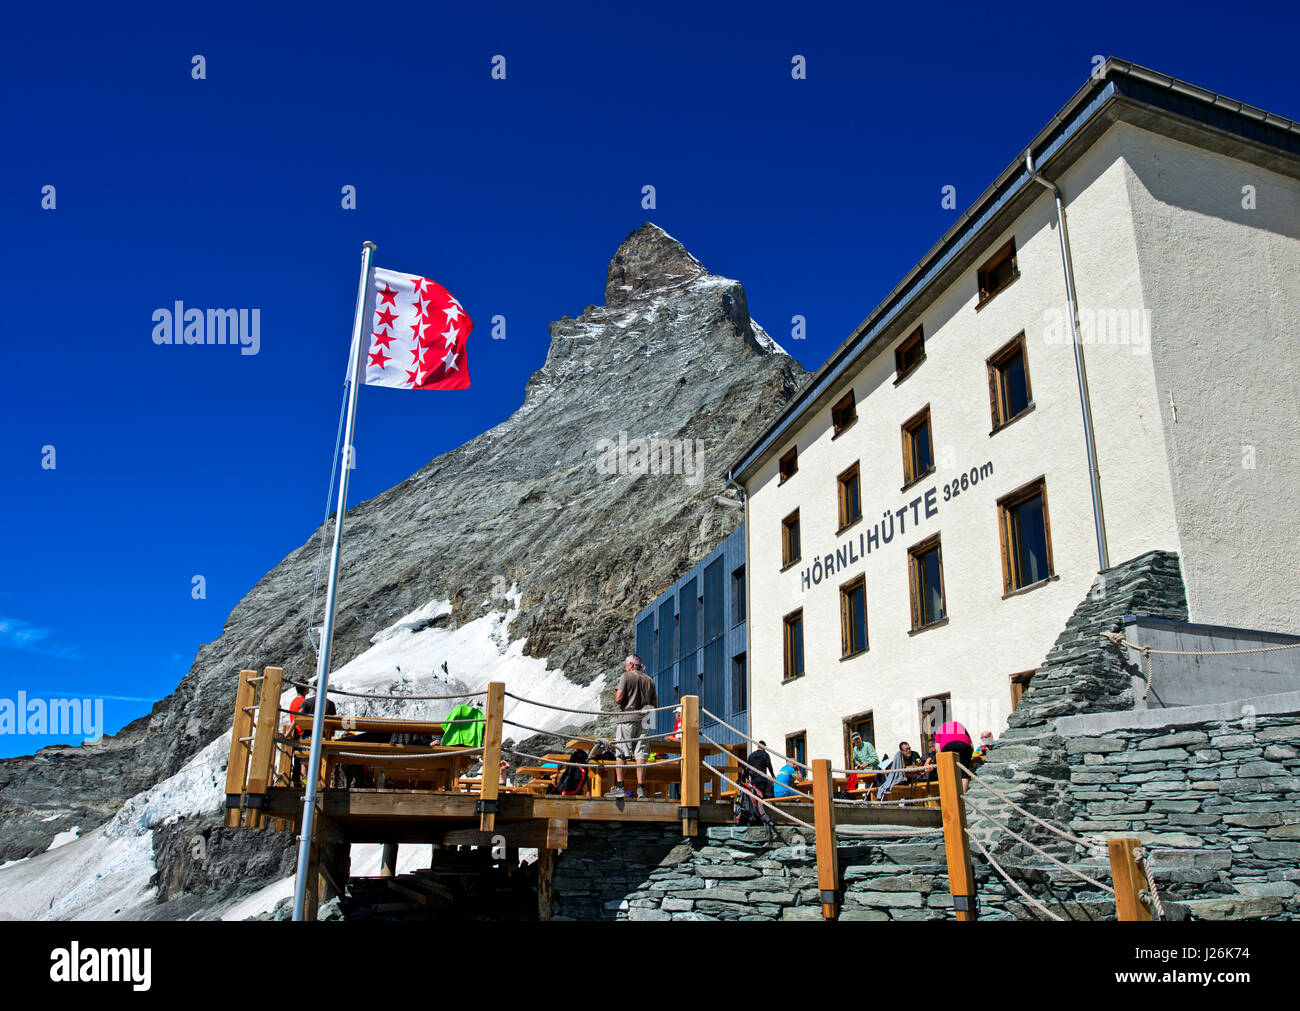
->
[671,706,683,741]
[875,742,923,800]
[919,742,939,782]
[850,732,879,771]
[773,760,800,798]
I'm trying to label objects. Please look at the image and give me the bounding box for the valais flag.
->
[355,266,473,390]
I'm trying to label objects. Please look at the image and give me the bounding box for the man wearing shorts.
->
[607,653,656,799]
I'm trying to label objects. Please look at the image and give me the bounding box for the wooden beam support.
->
[479,681,505,832]
[812,758,839,919]
[380,842,399,878]
[546,818,568,851]
[937,750,977,921]
[537,846,555,921]
[244,666,283,828]
[1108,838,1152,921]
[680,694,700,837]
[223,670,258,828]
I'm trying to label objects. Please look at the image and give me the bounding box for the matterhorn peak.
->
[604,222,708,307]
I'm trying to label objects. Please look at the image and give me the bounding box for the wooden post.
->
[937,750,977,921]
[380,842,399,878]
[273,740,292,831]
[223,670,258,828]
[812,758,839,919]
[479,681,505,832]
[244,666,283,828]
[1108,838,1153,921]
[680,695,700,837]
[537,846,555,921]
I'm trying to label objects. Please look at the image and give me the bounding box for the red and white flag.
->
[355,266,472,390]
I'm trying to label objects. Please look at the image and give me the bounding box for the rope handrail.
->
[703,759,816,833]
[697,729,816,803]
[958,761,1092,849]
[832,794,938,808]
[835,824,943,836]
[503,690,677,717]
[275,736,484,757]
[1102,630,1300,701]
[502,718,680,745]
[284,680,488,701]
[965,827,1063,922]
[965,800,1114,895]
[278,707,487,724]
[1133,846,1168,921]
[506,747,683,770]
[698,707,810,774]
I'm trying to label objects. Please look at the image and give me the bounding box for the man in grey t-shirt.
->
[607,653,657,799]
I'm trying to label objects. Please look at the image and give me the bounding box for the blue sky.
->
[2,0,1296,757]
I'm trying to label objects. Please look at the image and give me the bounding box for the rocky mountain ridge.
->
[0,224,808,899]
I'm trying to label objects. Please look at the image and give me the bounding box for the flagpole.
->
[292,240,376,921]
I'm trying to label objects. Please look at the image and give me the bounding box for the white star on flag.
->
[351,266,473,390]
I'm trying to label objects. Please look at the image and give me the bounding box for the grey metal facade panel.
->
[633,525,748,746]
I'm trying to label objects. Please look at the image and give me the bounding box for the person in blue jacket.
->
[773,760,801,798]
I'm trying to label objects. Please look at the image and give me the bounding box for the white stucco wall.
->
[1117,123,1300,633]
[745,125,1189,766]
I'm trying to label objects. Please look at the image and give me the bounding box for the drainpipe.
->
[1025,152,1110,572]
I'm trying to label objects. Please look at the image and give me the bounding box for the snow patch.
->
[45,827,80,851]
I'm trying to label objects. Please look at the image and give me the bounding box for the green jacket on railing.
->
[442,704,485,748]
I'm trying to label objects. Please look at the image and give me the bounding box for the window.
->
[839,574,867,658]
[837,463,862,531]
[779,447,798,483]
[781,509,801,569]
[843,711,875,768]
[831,391,857,437]
[732,653,747,715]
[895,326,925,383]
[908,533,947,631]
[918,692,951,754]
[901,405,935,488]
[999,479,1054,593]
[786,731,808,773]
[731,566,746,625]
[977,239,1018,306]
[1010,670,1034,711]
[988,332,1033,430]
[782,608,804,681]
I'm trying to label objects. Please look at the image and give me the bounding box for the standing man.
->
[607,653,656,799]
[747,740,776,797]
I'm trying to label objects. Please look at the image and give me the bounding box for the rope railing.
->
[699,706,810,775]
[697,728,815,803]
[506,747,684,770]
[323,747,485,762]
[965,799,1114,896]
[835,824,943,836]
[1133,846,1168,921]
[965,826,1064,921]
[1101,630,1300,701]
[503,690,677,717]
[284,680,488,701]
[958,761,1092,849]
[501,718,680,745]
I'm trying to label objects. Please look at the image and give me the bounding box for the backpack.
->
[733,780,774,830]
[550,750,589,796]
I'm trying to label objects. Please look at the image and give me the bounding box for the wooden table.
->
[301,739,478,791]
[564,737,741,800]
[293,715,447,736]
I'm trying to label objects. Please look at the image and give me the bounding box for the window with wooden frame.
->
[778,446,798,484]
[998,478,1054,593]
[908,533,947,631]
[843,711,876,769]
[987,332,1033,431]
[894,326,925,383]
[977,239,1019,306]
[786,731,808,773]
[901,404,935,488]
[918,692,951,754]
[782,608,804,681]
[781,509,801,569]
[837,462,862,531]
[831,391,857,437]
[839,574,868,658]
[1010,670,1034,711]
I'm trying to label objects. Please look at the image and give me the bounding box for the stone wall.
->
[1060,699,1300,920]
[550,823,1127,922]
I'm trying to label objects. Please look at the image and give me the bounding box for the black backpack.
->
[550,750,589,796]
[733,780,774,830]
